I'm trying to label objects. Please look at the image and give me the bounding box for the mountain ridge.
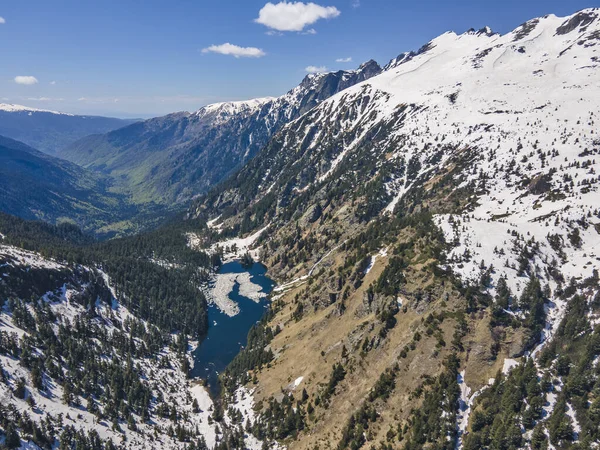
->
[0,104,137,156]
[181,7,600,449]
[60,60,383,205]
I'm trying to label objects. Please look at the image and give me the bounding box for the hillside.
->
[0,135,183,238]
[184,8,600,449]
[0,210,279,449]
[61,61,382,205]
[0,104,136,156]
[0,135,140,235]
[0,223,218,449]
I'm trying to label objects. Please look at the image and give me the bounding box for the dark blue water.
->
[191,261,274,395]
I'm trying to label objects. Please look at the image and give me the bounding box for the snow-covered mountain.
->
[0,104,136,156]
[61,60,382,205]
[187,8,600,449]
[0,103,74,115]
[197,8,600,285]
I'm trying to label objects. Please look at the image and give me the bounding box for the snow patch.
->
[364,247,388,274]
[502,358,519,375]
[188,225,269,263]
[203,272,267,316]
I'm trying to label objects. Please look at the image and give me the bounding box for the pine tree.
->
[127,414,137,431]
[12,377,26,399]
[301,388,309,403]
[5,423,21,449]
[531,423,548,450]
[547,397,574,445]
[495,276,511,309]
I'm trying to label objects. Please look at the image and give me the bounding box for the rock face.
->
[556,9,598,35]
[527,173,553,195]
[356,290,390,318]
[299,203,322,227]
[61,61,382,205]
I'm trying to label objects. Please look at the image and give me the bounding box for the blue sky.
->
[0,0,596,118]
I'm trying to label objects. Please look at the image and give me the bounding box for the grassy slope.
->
[0,135,174,238]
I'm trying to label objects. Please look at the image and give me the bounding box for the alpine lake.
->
[191,260,275,395]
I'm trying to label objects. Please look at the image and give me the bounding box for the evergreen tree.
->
[4,423,21,449]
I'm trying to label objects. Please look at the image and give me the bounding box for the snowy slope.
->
[187,11,600,446]
[366,10,600,347]
[0,244,236,449]
[201,10,599,288]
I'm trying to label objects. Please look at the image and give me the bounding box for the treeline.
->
[249,394,306,441]
[337,365,399,450]
[464,360,547,450]
[0,406,119,450]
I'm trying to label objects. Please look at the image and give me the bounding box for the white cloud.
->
[352,0,360,8]
[336,57,352,63]
[202,43,266,58]
[78,96,120,104]
[301,28,317,35]
[266,30,283,36]
[14,76,39,85]
[305,65,328,73]
[49,81,56,85]
[27,97,64,102]
[255,2,340,32]
[0,17,6,24]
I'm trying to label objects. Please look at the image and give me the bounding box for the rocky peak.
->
[463,26,496,37]
[556,8,599,35]
[297,60,382,91]
[384,51,416,71]
[357,59,382,76]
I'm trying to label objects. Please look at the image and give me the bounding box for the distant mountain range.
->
[0,103,137,156]
[60,60,382,205]
[0,135,168,237]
